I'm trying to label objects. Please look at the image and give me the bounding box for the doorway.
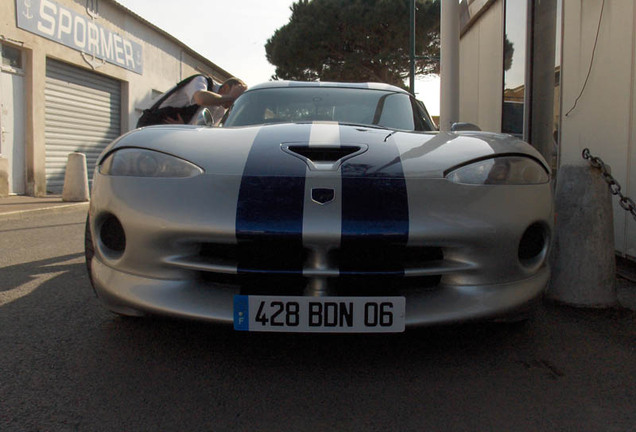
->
[0,44,26,195]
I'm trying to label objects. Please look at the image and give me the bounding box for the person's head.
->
[219,77,247,97]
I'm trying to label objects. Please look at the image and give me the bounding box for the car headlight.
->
[99,148,203,178]
[445,156,549,185]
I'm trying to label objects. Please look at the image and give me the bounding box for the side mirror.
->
[190,107,214,127]
[451,122,481,132]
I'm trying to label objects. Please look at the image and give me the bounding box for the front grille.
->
[201,273,307,296]
[200,272,441,296]
[200,240,308,272]
[332,241,443,275]
[195,241,444,295]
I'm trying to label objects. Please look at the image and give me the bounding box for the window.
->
[224,87,434,131]
[502,0,530,138]
[1,44,22,69]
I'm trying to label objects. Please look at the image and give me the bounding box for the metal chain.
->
[582,148,636,221]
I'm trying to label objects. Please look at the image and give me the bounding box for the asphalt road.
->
[1,208,635,432]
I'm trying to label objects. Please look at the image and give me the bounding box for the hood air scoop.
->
[284,144,367,171]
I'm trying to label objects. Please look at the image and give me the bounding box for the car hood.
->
[103,123,548,179]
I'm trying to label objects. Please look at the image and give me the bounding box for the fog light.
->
[100,214,126,254]
[518,223,547,267]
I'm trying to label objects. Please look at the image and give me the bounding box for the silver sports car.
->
[86,81,553,332]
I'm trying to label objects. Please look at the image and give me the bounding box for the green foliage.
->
[265,0,440,87]
[504,35,514,72]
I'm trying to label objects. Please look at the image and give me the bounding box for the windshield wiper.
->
[337,122,391,131]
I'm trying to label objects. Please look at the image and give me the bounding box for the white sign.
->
[16,0,143,74]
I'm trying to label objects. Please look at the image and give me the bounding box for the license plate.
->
[233,295,405,333]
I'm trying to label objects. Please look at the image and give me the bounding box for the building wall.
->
[458,0,635,258]
[560,0,635,257]
[0,0,233,196]
[458,0,504,132]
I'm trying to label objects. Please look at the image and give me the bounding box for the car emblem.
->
[312,188,335,205]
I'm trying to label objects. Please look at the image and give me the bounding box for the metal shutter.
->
[45,59,121,193]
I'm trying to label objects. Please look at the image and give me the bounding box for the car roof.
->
[247,80,410,94]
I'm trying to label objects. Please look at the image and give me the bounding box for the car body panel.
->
[91,257,549,325]
[88,82,553,328]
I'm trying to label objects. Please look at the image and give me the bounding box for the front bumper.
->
[91,256,549,326]
[88,161,553,327]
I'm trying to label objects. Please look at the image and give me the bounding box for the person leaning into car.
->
[165,77,247,124]
[194,77,247,125]
[194,77,246,107]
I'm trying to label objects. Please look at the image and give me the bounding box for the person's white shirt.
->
[158,76,209,108]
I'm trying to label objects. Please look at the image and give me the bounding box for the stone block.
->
[547,164,617,307]
[62,152,90,202]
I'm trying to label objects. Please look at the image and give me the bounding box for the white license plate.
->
[234,295,405,333]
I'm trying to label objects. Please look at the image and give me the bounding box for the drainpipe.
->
[180,50,183,81]
[409,0,416,94]
[440,0,460,131]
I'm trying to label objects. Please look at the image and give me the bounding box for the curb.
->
[0,202,89,222]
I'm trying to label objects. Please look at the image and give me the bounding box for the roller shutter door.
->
[45,59,121,193]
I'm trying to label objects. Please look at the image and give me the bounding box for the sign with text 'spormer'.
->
[16,0,143,74]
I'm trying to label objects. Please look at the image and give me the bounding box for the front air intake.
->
[518,223,548,268]
[99,214,126,254]
[287,145,363,163]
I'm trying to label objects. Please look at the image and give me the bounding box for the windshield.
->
[223,87,431,131]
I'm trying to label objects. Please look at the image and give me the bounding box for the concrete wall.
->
[0,0,233,196]
[459,0,504,132]
[560,0,636,258]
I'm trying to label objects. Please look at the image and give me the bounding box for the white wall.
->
[560,0,636,258]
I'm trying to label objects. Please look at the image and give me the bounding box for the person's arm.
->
[192,90,236,107]
[193,82,247,108]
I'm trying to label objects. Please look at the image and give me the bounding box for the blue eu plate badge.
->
[233,295,250,331]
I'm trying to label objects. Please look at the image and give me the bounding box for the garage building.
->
[0,0,234,196]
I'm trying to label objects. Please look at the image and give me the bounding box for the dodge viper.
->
[85,81,553,332]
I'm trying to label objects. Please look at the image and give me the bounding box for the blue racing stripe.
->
[236,124,312,273]
[339,127,409,274]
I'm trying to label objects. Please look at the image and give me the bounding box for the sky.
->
[503,0,527,90]
[114,0,441,115]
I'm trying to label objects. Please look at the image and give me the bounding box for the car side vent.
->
[288,145,362,163]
